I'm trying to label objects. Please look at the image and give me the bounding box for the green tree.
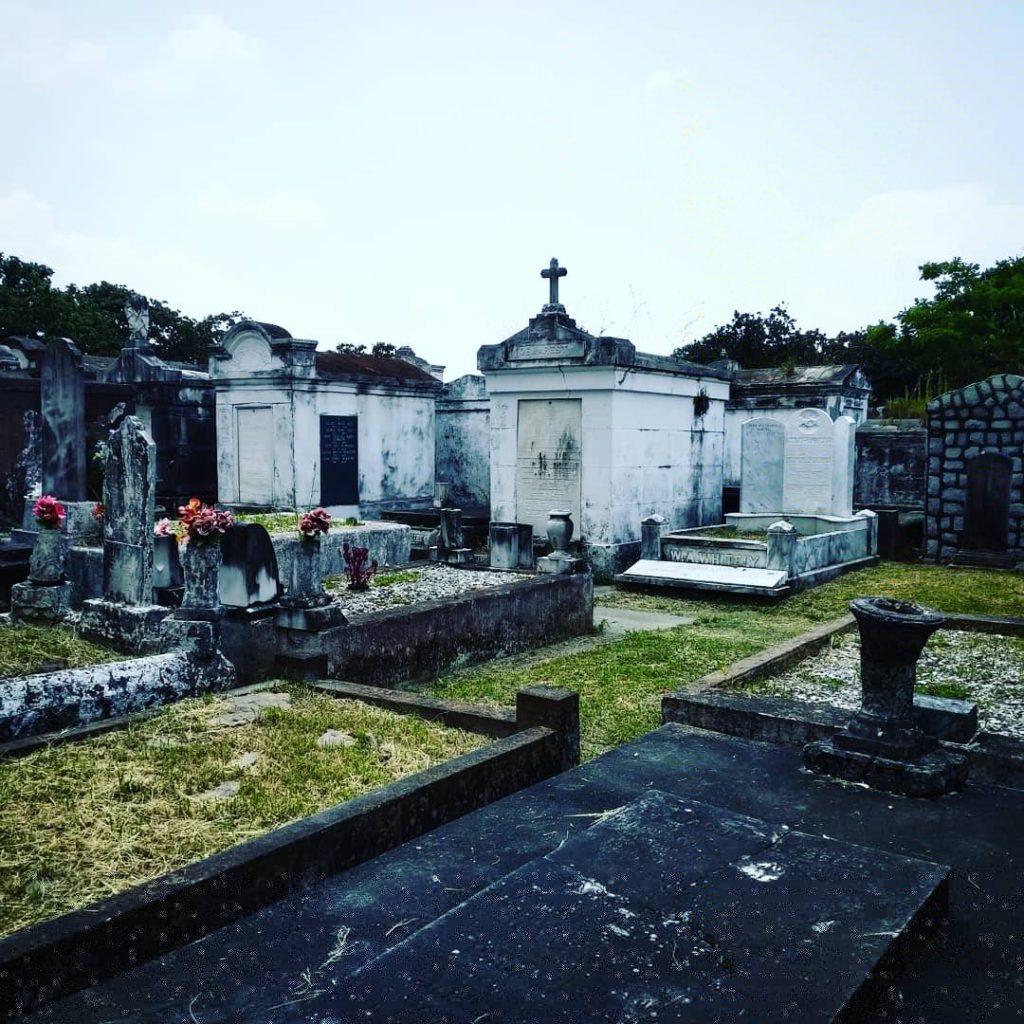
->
[886,257,1024,391]
[0,253,244,363]
[673,305,828,368]
[0,253,69,339]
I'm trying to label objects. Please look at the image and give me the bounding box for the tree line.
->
[673,257,1024,401]
[2,252,1021,399]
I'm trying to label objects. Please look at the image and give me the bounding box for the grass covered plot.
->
[0,685,483,939]
[0,624,123,679]
[425,564,1024,760]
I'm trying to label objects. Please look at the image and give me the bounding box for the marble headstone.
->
[219,524,281,608]
[101,416,156,605]
[739,418,785,514]
[783,408,835,515]
[831,415,856,516]
[40,337,86,500]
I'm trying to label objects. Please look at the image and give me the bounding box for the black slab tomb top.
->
[25,727,1003,1024]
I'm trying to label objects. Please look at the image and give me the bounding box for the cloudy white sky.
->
[3,1,1022,378]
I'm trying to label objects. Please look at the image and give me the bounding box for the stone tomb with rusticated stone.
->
[925,373,1024,568]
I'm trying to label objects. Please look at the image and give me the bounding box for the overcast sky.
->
[3,1,1022,378]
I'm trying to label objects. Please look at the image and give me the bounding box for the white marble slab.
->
[617,559,788,590]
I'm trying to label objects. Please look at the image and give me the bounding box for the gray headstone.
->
[40,337,86,500]
[219,523,281,607]
[489,522,520,569]
[783,408,835,515]
[640,514,667,560]
[740,418,785,513]
[101,416,156,605]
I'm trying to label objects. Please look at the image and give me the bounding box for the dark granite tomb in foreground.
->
[15,725,991,1024]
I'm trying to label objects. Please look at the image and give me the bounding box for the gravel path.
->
[744,630,1024,738]
[327,564,513,615]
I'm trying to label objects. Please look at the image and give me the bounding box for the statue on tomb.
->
[125,292,150,346]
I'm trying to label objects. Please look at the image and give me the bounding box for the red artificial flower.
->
[92,502,106,521]
[33,495,66,528]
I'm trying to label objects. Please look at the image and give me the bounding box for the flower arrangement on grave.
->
[92,502,105,522]
[298,507,332,539]
[154,517,185,542]
[33,495,66,529]
[342,542,378,590]
[177,498,234,545]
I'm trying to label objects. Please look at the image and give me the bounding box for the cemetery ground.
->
[0,624,120,679]
[0,686,483,939]
[1,560,1021,953]
[425,562,1024,759]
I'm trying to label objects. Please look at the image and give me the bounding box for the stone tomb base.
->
[79,599,169,654]
[10,581,72,624]
[804,738,970,799]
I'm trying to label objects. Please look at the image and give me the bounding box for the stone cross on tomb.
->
[541,257,567,307]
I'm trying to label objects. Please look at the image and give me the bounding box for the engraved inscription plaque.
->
[783,408,834,515]
[320,415,359,506]
[515,399,582,536]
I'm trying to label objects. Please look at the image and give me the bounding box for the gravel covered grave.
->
[741,629,1024,738]
[327,564,514,615]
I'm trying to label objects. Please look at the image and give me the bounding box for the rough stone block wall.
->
[925,374,1024,562]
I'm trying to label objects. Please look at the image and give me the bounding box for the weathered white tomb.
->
[722,363,871,494]
[211,321,440,517]
[617,406,877,596]
[477,260,730,578]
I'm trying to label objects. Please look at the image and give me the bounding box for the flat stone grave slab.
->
[21,731,962,1024]
[616,558,789,597]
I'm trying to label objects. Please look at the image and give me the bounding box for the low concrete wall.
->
[271,521,412,583]
[0,651,235,742]
[323,572,593,687]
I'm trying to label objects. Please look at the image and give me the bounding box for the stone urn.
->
[28,527,66,584]
[546,510,574,555]
[181,537,223,613]
[287,535,329,607]
[836,597,945,759]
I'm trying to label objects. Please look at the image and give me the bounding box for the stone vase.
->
[546,510,574,555]
[289,535,329,607]
[181,537,223,611]
[29,527,66,584]
[838,597,945,758]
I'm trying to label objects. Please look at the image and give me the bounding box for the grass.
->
[0,685,483,939]
[234,511,365,533]
[424,563,1024,760]
[374,570,420,587]
[0,624,123,679]
[233,511,300,533]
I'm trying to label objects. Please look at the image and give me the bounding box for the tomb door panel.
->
[515,399,582,538]
[963,451,1012,551]
[236,406,275,505]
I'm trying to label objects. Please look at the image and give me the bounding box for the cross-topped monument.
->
[541,257,567,310]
